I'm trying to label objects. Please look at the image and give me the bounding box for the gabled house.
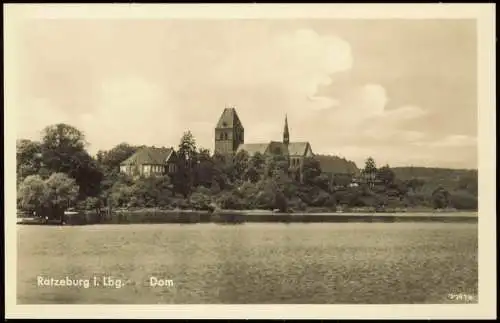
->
[313,155,360,190]
[120,146,177,178]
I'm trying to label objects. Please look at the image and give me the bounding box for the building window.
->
[224,133,228,140]
[220,133,224,140]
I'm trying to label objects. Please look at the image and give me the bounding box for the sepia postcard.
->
[4,3,496,320]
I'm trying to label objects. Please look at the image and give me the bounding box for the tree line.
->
[17,123,478,218]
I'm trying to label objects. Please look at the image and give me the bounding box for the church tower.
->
[283,114,290,145]
[214,106,244,156]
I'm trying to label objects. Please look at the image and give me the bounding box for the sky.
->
[13,18,478,169]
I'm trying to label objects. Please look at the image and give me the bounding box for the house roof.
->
[268,141,288,155]
[236,143,270,156]
[288,142,310,156]
[216,107,243,129]
[236,141,312,157]
[120,147,174,166]
[314,154,360,175]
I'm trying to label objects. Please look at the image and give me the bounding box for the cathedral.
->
[120,106,357,181]
[214,107,314,171]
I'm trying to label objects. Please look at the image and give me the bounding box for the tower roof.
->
[283,114,290,143]
[216,107,242,128]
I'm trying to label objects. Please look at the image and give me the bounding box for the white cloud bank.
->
[14,20,477,168]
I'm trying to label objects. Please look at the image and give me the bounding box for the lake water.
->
[17,222,478,304]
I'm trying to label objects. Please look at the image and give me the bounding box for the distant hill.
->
[315,155,360,175]
[392,167,478,195]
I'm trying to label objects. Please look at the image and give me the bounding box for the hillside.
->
[392,167,478,195]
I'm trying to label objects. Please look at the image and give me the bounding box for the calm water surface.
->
[17,222,478,304]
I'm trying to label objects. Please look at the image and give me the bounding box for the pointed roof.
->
[120,146,174,166]
[216,107,243,129]
[283,114,289,136]
[287,142,311,156]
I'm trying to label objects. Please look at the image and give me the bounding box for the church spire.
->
[283,114,290,145]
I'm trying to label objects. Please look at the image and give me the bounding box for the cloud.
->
[320,82,429,148]
[427,134,478,148]
[16,23,355,154]
[14,20,477,168]
[78,76,181,152]
[212,28,353,117]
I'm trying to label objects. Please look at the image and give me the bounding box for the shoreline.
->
[17,210,478,226]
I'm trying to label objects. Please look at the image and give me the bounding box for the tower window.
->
[224,133,228,140]
[220,133,224,140]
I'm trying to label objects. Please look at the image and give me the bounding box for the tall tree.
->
[194,148,215,188]
[40,123,103,198]
[234,150,250,182]
[173,131,198,198]
[363,157,377,187]
[17,175,49,214]
[17,173,79,222]
[16,139,43,183]
[432,186,450,209]
[41,124,87,172]
[364,157,377,174]
[377,164,396,186]
[245,152,266,183]
[302,157,322,185]
[97,142,139,173]
[212,151,235,189]
[264,154,289,179]
[45,173,80,221]
[97,143,140,201]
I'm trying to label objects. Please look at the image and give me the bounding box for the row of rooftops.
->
[120,145,359,175]
[120,107,359,175]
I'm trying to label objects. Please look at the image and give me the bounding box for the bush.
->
[253,188,276,210]
[189,192,212,211]
[310,190,333,207]
[450,191,478,210]
[216,192,245,210]
[77,196,102,211]
[171,198,190,210]
[288,198,307,212]
[274,191,288,212]
[157,194,172,209]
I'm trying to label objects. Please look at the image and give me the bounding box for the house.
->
[215,107,314,176]
[310,155,360,190]
[120,146,177,178]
